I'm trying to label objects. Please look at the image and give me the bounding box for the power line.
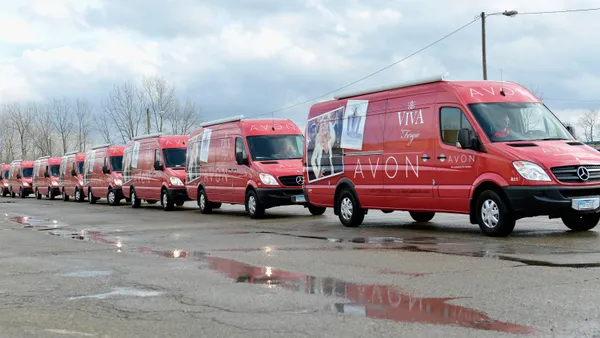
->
[254,6,600,118]
[255,17,480,118]
[519,7,600,15]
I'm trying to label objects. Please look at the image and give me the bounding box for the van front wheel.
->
[130,189,140,208]
[161,189,174,211]
[308,205,326,216]
[475,190,515,237]
[337,190,364,227]
[245,190,264,219]
[562,214,600,231]
[198,189,212,214]
[409,212,435,223]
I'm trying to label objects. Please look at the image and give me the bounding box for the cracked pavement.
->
[1,198,600,337]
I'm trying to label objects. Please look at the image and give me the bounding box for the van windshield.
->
[246,135,304,161]
[77,162,84,174]
[49,165,60,177]
[110,156,123,172]
[163,148,186,168]
[22,168,33,178]
[2,171,8,179]
[468,102,573,142]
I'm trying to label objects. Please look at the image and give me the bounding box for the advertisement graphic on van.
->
[303,74,599,237]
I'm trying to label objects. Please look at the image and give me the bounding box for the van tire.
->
[11,189,15,198]
[198,189,212,214]
[161,189,174,211]
[20,188,25,198]
[475,190,515,237]
[245,190,265,219]
[146,200,157,205]
[212,203,222,209]
[48,188,55,200]
[88,190,97,204]
[74,188,84,202]
[35,188,41,200]
[337,190,364,227]
[308,205,326,216]
[130,189,141,208]
[409,212,435,223]
[62,189,69,201]
[107,188,119,206]
[561,214,600,231]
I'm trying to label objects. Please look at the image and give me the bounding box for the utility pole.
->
[481,12,487,80]
[146,108,151,134]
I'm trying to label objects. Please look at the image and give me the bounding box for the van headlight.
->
[169,177,183,186]
[52,181,59,186]
[512,161,551,181]
[113,179,122,186]
[22,182,29,187]
[259,173,279,186]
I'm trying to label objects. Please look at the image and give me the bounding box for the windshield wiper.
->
[538,137,568,141]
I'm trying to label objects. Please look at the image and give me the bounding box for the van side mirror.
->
[71,169,77,176]
[16,174,21,179]
[457,128,474,149]
[154,160,163,170]
[236,152,248,165]
[566,125,576,138]
[44,171,49,178]
[102,165,110,174]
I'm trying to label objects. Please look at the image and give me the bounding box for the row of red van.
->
[2,75,600,237]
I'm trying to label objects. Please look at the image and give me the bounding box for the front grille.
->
[551,165,600,183]
[560,188,600,198]
[279,175,303,186]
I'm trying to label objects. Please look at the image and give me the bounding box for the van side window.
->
[235,137,246,159]
[440,107,474,145]
[155,149,162,166]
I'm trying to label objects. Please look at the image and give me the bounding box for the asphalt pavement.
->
[1,196,600,337]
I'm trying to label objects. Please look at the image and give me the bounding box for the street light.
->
[481,10,518,80]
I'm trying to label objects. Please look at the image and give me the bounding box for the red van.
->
[8,160,34,198]
[60,151,86,202]
[1,164,10,197]
[186,115,326,218]
[32,156,62,200]
[122,133,189,211]
[303,74,599,237]
[83,144,125,206]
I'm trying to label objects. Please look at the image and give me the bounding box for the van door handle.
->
[437,154,446,161]
[227,168,232,171]
[421,154,430,161]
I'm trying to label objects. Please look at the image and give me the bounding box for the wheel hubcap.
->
[108,191,115,204]
[75,190,80,200]
[340,197,353,220]
[162,192,167,206]
[481,199,500,228]
[248,196,256,214]
[131,192,136,204]
[200,194,206,209]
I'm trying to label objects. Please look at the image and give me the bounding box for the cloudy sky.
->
[2,0,600,137]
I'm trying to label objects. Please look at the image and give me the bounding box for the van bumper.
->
[503,186,600,219]
[256,188,307,209]
[166,188,189,201]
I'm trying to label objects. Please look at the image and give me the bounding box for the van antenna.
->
[271,112,275,131]
[500,69,506,96]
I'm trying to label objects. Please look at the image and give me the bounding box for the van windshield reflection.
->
[22,168,33,178]
[110,156,123,172]
[468,102,573,142]
[49,165,60,176]
[246,135,303,161]
[163,148,186,168]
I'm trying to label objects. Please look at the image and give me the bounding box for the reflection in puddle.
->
[136,247,534,334]
[69,288,163,300]
[61,270,113,277]
[10,216,68,229]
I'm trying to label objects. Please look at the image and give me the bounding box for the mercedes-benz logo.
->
[296,175,304,185]
[577,166,590,181]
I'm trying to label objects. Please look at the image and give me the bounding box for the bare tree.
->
[141,75,178,133]
[101,81,146,143]
[168,99,202,135]
[0,107,16,162]
[5,102,34,159]
[578,110,599,142]
[49,98,74,155]
[31,102,56,158]
[93,111,114,144]
[75,98,92,152]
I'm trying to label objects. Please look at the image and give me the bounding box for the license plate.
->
[572,197,599,211]
[293,195,306,203]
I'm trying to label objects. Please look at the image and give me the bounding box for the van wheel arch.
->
[334,179,356,216]
[469,182,512,224]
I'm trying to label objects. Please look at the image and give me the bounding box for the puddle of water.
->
[129,246,534,334]
[10,216,69,229]
[61,271,112,278]
[69,288,163,300]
